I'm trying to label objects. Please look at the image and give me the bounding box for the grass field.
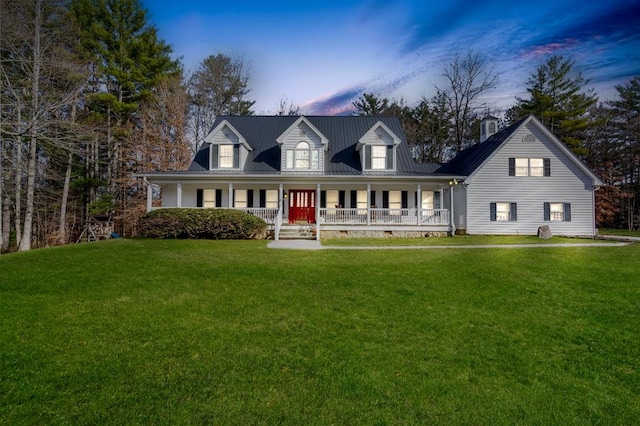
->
[599,228,640,238]
[322,235,614,246]
[1,239,639,424]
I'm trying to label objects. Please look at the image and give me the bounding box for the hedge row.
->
[139,208,268,240]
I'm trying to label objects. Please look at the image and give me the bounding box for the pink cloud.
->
[520,39,580,58]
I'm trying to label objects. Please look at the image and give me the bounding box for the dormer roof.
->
[356,120,402,151]
[204,119,253,151]
[275,116,329,150]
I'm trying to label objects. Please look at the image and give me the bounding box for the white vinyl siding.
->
[465,121,596,235]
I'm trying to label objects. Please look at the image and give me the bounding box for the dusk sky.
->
[143,0,640,115]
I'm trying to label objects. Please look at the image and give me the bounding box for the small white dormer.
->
[276,116,329,173]
[357,121,401,172]
[204,120,252,170]
[480,116,499,143]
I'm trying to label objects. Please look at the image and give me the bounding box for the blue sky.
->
[143,0,640,115]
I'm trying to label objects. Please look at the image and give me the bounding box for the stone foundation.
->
[320,230,449,239]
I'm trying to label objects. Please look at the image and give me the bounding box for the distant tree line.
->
[1,0,638,252]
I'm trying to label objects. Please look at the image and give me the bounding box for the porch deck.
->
[149,207,452,239]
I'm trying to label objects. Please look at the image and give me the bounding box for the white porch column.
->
[417,184,422,225]
[145,178,152,212]
[316,183,321,241]
[449,185,456,234]
[366,184,371,225]
[228,183,233,208]
[176,183,182,208]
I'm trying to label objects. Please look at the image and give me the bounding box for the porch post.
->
[145,177,152,212]
[177,183,182,208]
[366,184,371,225]
[449,185,456,235]
[316,183,321,241]
[417,184,421,225]
[228,183,233,208]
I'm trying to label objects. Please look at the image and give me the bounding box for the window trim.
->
[544,202,571,222]
[285,141,320,171]
[210,144,240,170]
[490,202,517,222]
[509,158,550,177]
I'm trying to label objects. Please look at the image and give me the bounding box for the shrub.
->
[139,209,268,240]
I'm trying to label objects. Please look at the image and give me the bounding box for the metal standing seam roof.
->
[188,115,443,176]
[434,115,530,176]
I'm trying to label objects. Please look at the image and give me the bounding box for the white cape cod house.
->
[140,115,602,239]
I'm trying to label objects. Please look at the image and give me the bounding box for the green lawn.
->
[322,234,610,246]
[1,239,639,424]
[599,228,640,238]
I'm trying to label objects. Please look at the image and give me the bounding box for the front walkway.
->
[267,240,630,250]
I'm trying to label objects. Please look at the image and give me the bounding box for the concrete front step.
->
[278,225,317,240]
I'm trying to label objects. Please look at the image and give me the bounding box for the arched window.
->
[295,141,310,169]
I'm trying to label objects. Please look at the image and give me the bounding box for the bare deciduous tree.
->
[438,51,499,152]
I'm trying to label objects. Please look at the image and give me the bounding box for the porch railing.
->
[235,207,279,224]
[318,208,449,225]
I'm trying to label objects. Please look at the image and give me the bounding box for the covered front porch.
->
[144,177,457,240]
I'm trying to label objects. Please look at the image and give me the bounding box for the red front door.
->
[289,190,316,223]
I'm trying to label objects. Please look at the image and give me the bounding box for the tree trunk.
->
[58,151,73,244]
[0,136,4,250]
[1,196,10,251]
[18,0,42,252]
[14,131,22,248]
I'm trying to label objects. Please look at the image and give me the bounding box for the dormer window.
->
[357,121,401,172]
[210,144,239,169]
[285,141,320,170]
[204,120,252,170]
[371,145,387,169]
[219,145,234,168]
[364,144,393,171]
[277,116,328,173]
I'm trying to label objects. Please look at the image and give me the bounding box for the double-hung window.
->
[364,144,394,171]
[371,146,387,170]
[509,158,550,176]
[219,145,234,168]
[544,202,571,221]
[203,189,216,208]
[490,202,517,221]
[234,190,248,208]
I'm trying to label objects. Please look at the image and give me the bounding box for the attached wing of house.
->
[139,114,602,239]
[437,115,603,236]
